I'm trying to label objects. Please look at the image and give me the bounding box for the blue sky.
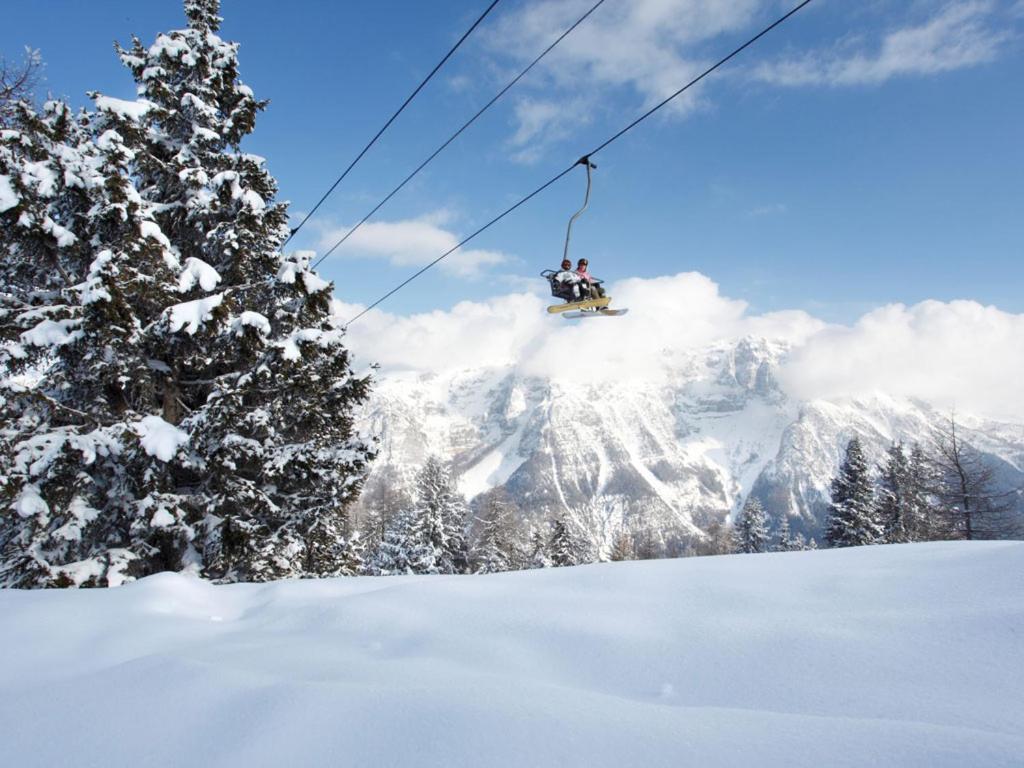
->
[4,0,1022,322]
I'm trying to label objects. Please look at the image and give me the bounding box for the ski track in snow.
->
[1,542,1022,767]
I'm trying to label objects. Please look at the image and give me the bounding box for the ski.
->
[546,296,611,314]
[561,308,630,319]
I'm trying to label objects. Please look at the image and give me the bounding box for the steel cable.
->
[312,0,609,270]
[284,0,503,246]
[342,0,815,327]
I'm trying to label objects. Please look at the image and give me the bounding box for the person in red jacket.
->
[576,258,605,299]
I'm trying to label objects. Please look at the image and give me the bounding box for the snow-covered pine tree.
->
[340,530,368,576]
[305,514,365,577]
[472,496,512,575]
[876,442,913,543]
[549,516,584,567]
[1,0,374,587]
[527,522,551,569]
[774,517,817,551]
[0,98,156,586]
[906,443,948,541]
[733,497,769,554]
[0,99,95,377]
[826,437,881,548]
[113,0,374,581]
[470,489,528,573]
[773,516,797,552]
[407,457,468,575]
[369,505,418,575]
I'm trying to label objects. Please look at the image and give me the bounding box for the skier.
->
[575,258,605,299]
[552,258,583,301]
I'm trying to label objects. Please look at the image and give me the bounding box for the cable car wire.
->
[342,0,814,328]
[312,0,609,271]
[284,0,503,247]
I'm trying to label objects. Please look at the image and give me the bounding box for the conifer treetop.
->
[115,1,261,152]
[827,436,882,548]
[733,497,769,554]
[185,0,223,35]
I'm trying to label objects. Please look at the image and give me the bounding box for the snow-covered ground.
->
[2,543,1022,767]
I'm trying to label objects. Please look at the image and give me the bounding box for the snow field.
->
[1,542,1022,767]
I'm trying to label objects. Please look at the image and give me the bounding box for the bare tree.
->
[928,414,1019,540]
[1,47,43,126]
[608,531,635,561]
[353,472,414,555]
[693,518,735,556]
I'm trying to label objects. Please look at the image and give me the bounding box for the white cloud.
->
[490,0,760,99]
[318,211,510,278]
[487,0,763,157]
[748,203,788,217]
[337,272,1024,420]
[755,1,1010,86]
[507,96,592,163]
[446,74,473,93]
[337,272,823,381]
[335,292,550,373]
[519,273,825,381]
[485,0,1015,153]
[778,300,1024,421]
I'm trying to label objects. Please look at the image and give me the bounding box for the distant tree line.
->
[353,462,814,577]
[355,413,1021,577]
[347,456,591,576]
[352,466,819,576]
[729,497,817,555]
[825,416,1020,549]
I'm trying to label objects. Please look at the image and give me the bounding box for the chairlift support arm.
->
[563,157,597,263]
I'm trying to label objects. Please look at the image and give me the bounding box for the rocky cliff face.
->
[356,337,1024,554]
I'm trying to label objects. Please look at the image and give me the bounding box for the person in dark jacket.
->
[553,258,583,301]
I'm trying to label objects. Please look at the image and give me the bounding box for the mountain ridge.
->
[355,335,1024,554]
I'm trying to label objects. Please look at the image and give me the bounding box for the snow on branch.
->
[167,293,224,334]
[0,173,18,212]
[134,415,189,462]
[277,250,331,294]
[178,257,221,292]
[230,311,271,337]
[20,318,82,348]
[92,94,156,121]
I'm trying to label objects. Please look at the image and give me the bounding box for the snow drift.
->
[1,542,1022,767]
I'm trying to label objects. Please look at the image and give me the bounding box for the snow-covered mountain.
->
[357,337,1024,553]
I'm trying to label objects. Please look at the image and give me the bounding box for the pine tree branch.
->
[22,388,112,427]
